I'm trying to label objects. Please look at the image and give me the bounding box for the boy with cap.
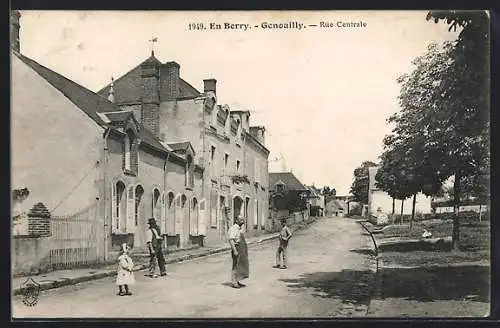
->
[274,219,292,269]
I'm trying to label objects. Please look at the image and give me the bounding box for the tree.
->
[426,10,490,247]
[387,11,489,248]
[350,161,377,205]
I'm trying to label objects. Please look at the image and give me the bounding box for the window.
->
[236,160,241,173]
[134,185,144,226]
[186,155,194,188]
[276,183,284,193]
[211,146,216,161]
[152,188,160,221]
[124,129,138,174]
[224,153,229,169]
[116,182,125,229]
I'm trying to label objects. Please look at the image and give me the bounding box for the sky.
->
[17,10,459,195]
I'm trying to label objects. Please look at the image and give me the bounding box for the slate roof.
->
[97,54,201,103]
[168,141,191,152]
[16,52,117,126]
[15,52,170,155]
[269,172,308,191]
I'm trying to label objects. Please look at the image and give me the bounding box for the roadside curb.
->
[13,219,317,296]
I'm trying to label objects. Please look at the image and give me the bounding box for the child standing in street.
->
[116,243,135,296]
[274,220,292,269]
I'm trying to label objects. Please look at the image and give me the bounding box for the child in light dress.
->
[116,243,135,296]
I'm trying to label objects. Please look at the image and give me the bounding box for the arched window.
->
[166,192,175,235]
[152,188,161,221]
[116,181,126,230]
[134,185,144,226]
[190,198,198,235]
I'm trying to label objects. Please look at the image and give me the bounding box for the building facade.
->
[11,11,206,274]
[98,52,270,246]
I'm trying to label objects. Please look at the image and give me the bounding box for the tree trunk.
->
[392,198,395,215]
[410,193,417,230]
[400,199,404,224]
[478,204,482,222]
[452,170,461,249]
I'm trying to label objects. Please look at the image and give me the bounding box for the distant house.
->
[306,186,325,216]
[269,172,311,229]
[325,197,348,217]
[367,166,432,224]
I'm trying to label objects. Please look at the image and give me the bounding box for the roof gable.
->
[97,55,201,103]
[16,52,170,156]
[167,141,195,156]
[16,52,117,127]
[269,172,307,191]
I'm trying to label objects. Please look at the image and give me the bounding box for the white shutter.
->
[111,182,117,233]
[161,193,166,234]
[199,199,207,236]
[190,199,198,236]
[175,196,182,234]
[126,186,135,233]
[255,158,260,183]
[254,200,258,226]
[167,196,176,236]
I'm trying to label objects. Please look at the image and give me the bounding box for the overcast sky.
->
[17,10,459,195]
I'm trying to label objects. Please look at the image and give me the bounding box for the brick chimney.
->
[203,79,217,95]
[141,56,160,137]
[160,61,180,101]
[11,10,21,53]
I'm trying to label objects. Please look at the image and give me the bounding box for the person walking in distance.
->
[274,219,292,269]
[145,218,167,278]
[227,216,249,288]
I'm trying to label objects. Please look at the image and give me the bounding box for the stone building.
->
[11,11,205,274]
[97,52,270,245]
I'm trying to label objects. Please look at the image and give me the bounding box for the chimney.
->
[11,10,21,53]
[203,79,217,95]
[160,61,180,101]
[141,56,160,137]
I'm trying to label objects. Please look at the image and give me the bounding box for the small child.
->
[116,243,135,296]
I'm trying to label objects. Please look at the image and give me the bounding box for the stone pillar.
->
[28,202,51,237]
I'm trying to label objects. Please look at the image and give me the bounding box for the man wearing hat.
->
[146,218,166,277]
[227,215,249,288]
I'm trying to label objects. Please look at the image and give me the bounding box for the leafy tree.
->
[350,161,377,205]
[387,11,489,247]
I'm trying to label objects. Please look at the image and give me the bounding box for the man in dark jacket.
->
[145,218,167,277]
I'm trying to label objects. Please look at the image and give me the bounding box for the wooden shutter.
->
[254,158,260,183]
[111,182,117,233]
[199,199,207,236]
[161,193,166,234]
[210,191,217,227]
[190,199,198,236]
[126,186,135,233]
[175,196,182,234]
[254,200,258,226]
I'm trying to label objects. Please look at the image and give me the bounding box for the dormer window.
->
[186,155,194,189]
[276,182,285,193]
[123,129,138,175]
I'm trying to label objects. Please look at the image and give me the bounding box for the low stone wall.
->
[12,235,52,276]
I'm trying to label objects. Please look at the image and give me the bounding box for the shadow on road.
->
[279,270,375,305]
[377,265,490,303]
[350,248,377,256]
